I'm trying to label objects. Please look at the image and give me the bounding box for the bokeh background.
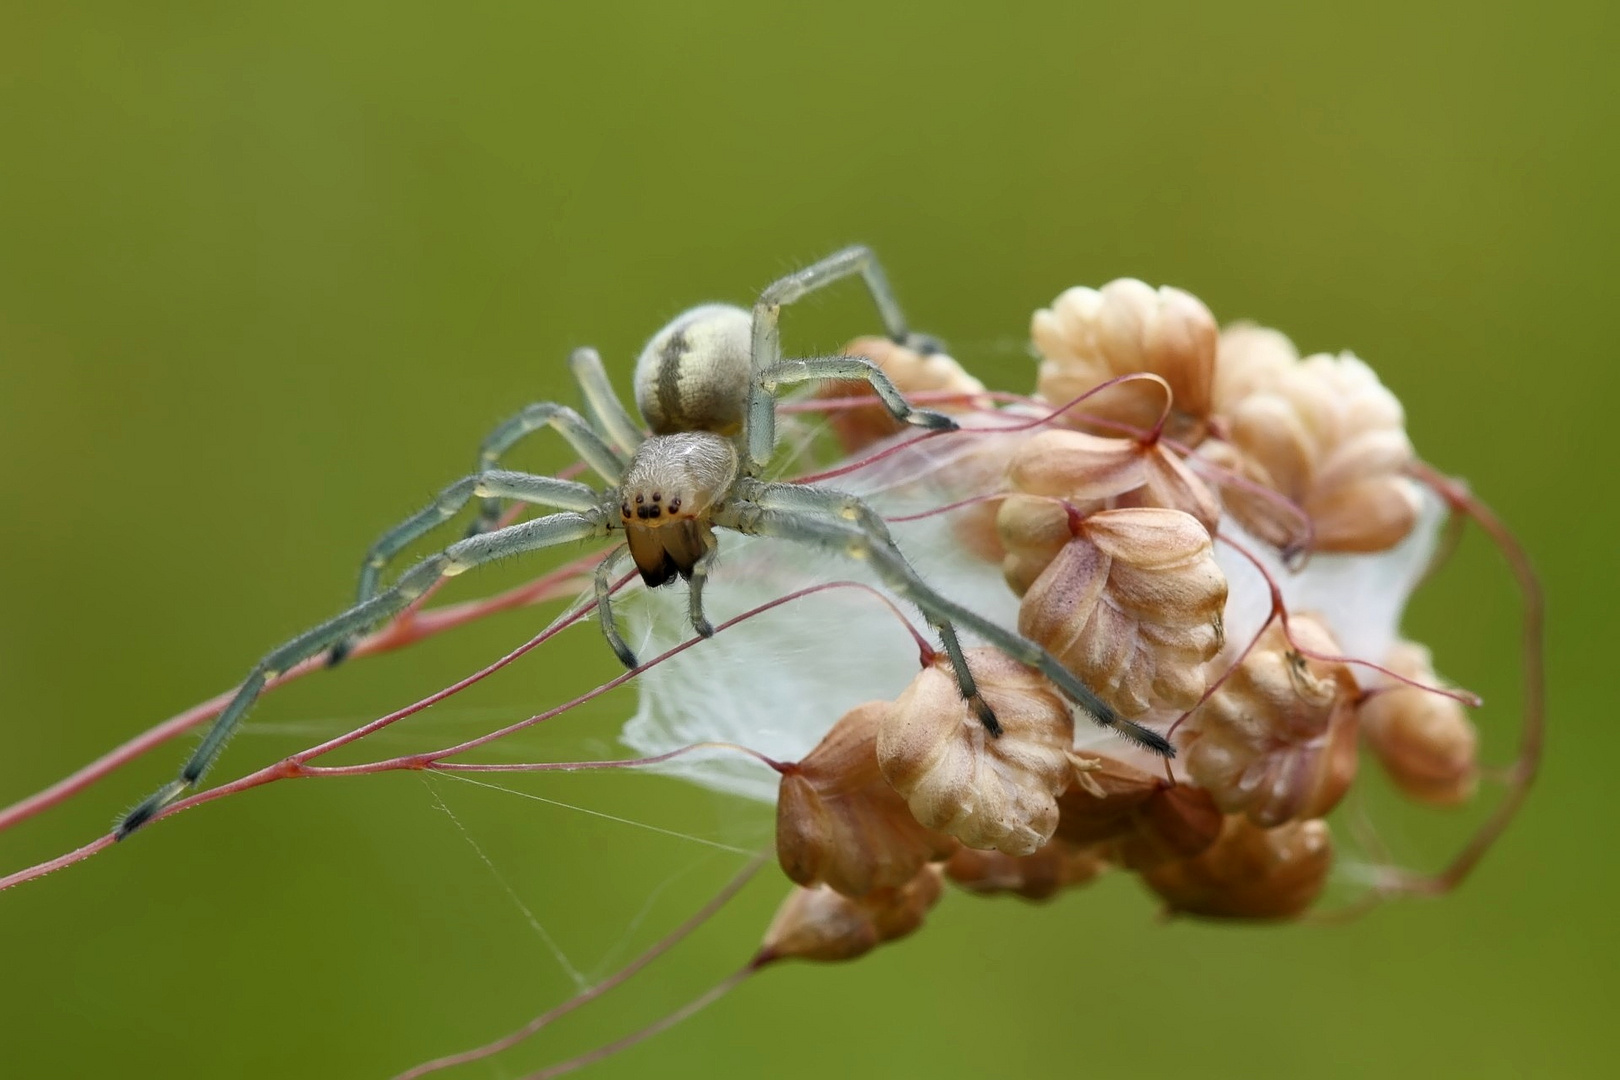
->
[1,3,1614,1077]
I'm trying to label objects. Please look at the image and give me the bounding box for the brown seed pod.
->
[1052,755,1223,871]
[997,494,1075,597]
[1006,428,1222,539]
[1208,341,1423,554]
[819,336,989,453]
[1212,322,1299,412]
[1179,615,1360,827]
[1358,641,1479,806]
[1033,279,1217,441]
[1143,816,1334,921]
[1018,508,1228,718]
[945,837,1107,901]
[776,702,959,898]
[878,649,1075,856]
[756,865,945,965]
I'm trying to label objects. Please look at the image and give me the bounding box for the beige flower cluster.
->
[757,279,1479,960]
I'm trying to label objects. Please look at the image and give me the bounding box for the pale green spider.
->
[118,246,1170,839]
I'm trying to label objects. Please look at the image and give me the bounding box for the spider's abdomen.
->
[633,304,752,437]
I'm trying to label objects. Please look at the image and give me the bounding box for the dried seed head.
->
[997,494,1076,597]
[821,336,989,452]
[945,837,1107,901]
[1180,615,1360,827]
[1052,755,1223,871]
[1211,343,1423,553]
[1018,508,1228,718]
[756,865,945,965]
[1007,428,1222,538]
[878,649,1075,856]
[1033,279,1217,440]
[1359,641,1479,805]
[776,702,959,897]
[1008,429,1150,506]
[1211,322,1299,411]
[1143,816,1334,921]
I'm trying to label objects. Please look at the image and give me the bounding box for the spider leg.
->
[118,510,612,839]
[569,347,645,459]
[686,529,721,640]
[761,355,956,431]
[735,478,894,544]
[594,543,639,669]
[746,245,947,471]
[327,470,602,665]
[473,394,625,531]
[715,499,1175,757]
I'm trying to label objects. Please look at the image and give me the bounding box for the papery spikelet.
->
[1180,615,1359,827]
[997,494,1075,597]
[1033,279,1217,440]
[756,866,944,965]
[1359,641,1479,805]
[1052,755,1223,871]
[1008,429,1150,506]
[1018,508,1227,717]
[776,702,959,897]
[944,837,1107,901]
[821,336,988,452]
[1143,816,1333,920]
[1209,341,1422,553]
[1212,322,1298,409]
[878,649,1074,856]
[1007,428,1222,536]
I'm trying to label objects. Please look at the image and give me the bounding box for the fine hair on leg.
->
[473,400,625,530]
[746,245,932,471]
[715,499,1175,757]
[328,470,602,665]
[118,509,611,839]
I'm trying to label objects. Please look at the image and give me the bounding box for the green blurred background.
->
[1,2,1613,1077]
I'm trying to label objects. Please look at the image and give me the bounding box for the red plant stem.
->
[520,965,757,1080]
[0,555,602,836]
[423,741,784,775]
[1392,462,1545,896]
[792,372,1173,486]
[313,580,928,772]
[1217,531,1482,706]
[0,579,918,891]
[393,854,767,1080]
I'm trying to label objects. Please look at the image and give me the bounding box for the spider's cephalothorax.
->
[116,246,1171,841]
[618,430,737,587]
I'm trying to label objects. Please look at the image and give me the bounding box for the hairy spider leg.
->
[117,509,612,839]
[685,532,722,640]
[473,398,626,531]
[568,347,645,459]
[716,499,1176,757]
[327,470,603,664]
[593,544,638,669]
[733,477,991,723]
[745,245,957,472]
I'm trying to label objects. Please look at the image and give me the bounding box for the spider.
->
[117,246,1172,838]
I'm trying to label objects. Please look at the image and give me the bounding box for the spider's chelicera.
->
[117,247,1171,839]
